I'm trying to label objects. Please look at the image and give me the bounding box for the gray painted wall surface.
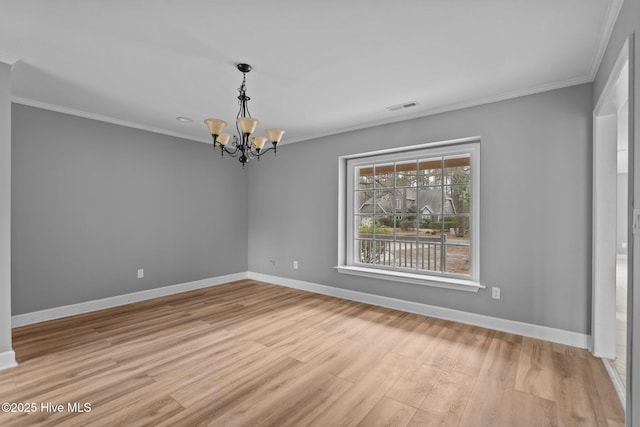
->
[11,104,248,314]
[1,62,12,354]
[594,1,639,425]
[248,83,593,335]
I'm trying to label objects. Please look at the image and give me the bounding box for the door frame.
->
[592,36,631,409]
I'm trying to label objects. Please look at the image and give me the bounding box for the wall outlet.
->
[137,269,144,279]
[491,287,500,300]
[293,260,299,270]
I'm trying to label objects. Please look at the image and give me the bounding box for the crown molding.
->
[0,53,19,67]
[588,0,624,80]
[285,75,592,145]
[12,73,592,148]
[11,96,211,144]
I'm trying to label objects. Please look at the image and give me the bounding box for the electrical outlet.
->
[491,287,500,300]
[137,269,144,279]
[293,260,299,270]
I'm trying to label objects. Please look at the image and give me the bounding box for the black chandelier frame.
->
[208,63,280,166]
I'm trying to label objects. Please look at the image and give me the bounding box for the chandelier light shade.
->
[216,133,231,146]
[204,119,227,136]
[251,136,267,150]
[265,128,285,144]
[204,63,284,166]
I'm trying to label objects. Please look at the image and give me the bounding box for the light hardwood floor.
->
[0,280,625,426]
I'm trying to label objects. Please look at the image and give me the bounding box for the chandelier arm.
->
[263,142,279,155]
[249,145,278,158]
[249,146,264,157]
[221,145,240,157]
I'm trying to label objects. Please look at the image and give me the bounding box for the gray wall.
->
[248,83,593,335]
[11,104,248,314]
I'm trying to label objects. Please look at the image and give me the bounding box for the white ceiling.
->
[0,0,623,145]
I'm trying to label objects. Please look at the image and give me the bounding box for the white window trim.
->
[336,136,483,292]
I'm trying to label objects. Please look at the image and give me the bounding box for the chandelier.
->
[204,63,285,166]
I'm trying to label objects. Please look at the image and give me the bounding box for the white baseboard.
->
[248,272,591,349]
[0,350,17,371]
[602,358,626,409]
[10,270,590,350]
[11,272,249,327]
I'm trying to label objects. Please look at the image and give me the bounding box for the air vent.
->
[387,101,419,111]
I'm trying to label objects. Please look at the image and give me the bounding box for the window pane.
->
[416,239,444,272]
[444,216,470,276]
[393,239,418,270]
[373,240,392,267]
[355,190,374,214]
[356,216,373,239]
[397,215,417,236]
[428,213,462,235]
[374,215,394,238]
[416,186,444,216]
[374,163,394,189]
[442,215,457,236]
[395,160,417,188]
[356,166,374,190]
[444,154,470,185]
[394,188,417,218]
[444,185,470,214]
[418,157,443,187]
[356,239,375,264]
[445,244,470,276]
[373,188,394,214]
[446,216,470,240]
[419,214,443,237]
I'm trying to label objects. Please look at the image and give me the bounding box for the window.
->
[337,138,481,292]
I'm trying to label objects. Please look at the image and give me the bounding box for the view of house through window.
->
[350,143,478,279]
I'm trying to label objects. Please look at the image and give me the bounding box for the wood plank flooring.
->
[0,279,624,426]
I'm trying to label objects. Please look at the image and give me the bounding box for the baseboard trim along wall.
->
[0,350,17,371]
[602,358,626,409]
[11,271,590,350]
[11,272,249,327]
[247,272,591,349]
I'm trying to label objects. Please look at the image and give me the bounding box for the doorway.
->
[592,39,630,409]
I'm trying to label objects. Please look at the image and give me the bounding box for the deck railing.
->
[358,235,446,271]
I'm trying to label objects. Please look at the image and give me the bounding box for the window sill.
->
[334,265,484,292]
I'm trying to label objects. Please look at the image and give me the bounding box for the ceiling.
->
[0,0,623,145]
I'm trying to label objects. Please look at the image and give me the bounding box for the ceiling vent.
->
[387,101,419,111]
